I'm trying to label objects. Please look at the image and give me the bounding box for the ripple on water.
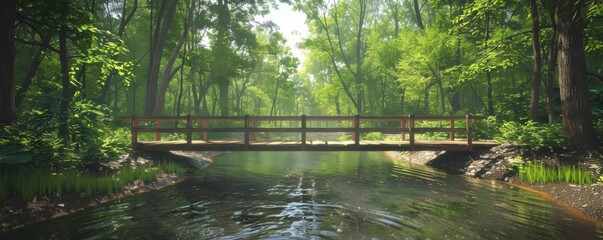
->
[1,152,601,239]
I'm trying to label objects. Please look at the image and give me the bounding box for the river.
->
[2,151,602,239]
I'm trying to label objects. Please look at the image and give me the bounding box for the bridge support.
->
[408,114,415,146]
[301,115,307,149]
[466,114,473,149]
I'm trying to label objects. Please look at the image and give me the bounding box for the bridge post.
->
[354,115,360,146]
[244,115,250,146]
[450,118,455,141]
[409,114,415,146]
[203,119,208,141]
[401,118,406,141]
[131,115,138,148]
[301,115,307,148]
[466,114,473,148]
[155,120,161,141]
[186,115,192,147]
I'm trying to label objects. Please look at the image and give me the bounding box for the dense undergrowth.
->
[0,99,188,202]
[0,98,130,166]
[0,161,186,201]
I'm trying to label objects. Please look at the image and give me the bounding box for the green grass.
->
[518,162,593,185]
[0,161,186,201]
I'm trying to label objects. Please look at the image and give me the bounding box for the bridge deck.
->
[120,115,497,152]
[135,140,497,152]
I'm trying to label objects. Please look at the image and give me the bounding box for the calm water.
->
[2,151,602,239]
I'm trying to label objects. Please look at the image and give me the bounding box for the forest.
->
[0,0,602,165]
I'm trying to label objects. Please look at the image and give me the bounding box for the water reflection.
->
[2,151,602,239]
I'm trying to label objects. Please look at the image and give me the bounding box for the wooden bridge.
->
[117,115,497,152]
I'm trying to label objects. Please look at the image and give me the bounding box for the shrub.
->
[595,120,603,141]
[1,97,131,165]
[473,116,502,140]
[495,121,565,147]
[363,132,384,140]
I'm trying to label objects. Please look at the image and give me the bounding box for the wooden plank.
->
[250,141,271,145]
[413,128,466,133]
[362,141,381,145]
[326,141,345,146]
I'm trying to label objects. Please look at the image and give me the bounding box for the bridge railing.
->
[116,115,482,148]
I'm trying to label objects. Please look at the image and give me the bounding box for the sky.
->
[257,3,309,67]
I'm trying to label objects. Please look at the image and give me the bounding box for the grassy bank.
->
[516,162,594,185]
[0,161,186,201]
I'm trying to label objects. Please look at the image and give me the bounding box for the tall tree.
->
[528,0,542,121]
[214,0,231,116]
[544,2,557,123]
[58,0,72,147]
[154,0,193,115]
[484,10,494,116]
[556,0,597,148]
[412,0,425,32]
[144,0,178,115]
[0,0,17,125]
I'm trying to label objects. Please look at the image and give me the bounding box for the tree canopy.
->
[1,0,602,154]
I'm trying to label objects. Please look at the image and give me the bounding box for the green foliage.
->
[495,121,565,147]
[338,134,352,141]
[596,167,603,183]
[473,116,502,140]
[0,162,186,201]
[0,145,32,165]
[513,160,593,185]
[595,120,603,139]
[0,96,131,165]
[363,132,384,141]
[415,121,454,140]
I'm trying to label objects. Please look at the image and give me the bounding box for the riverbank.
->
[389,145,603,224]
[0,151,222,233]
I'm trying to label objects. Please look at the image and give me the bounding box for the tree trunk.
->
[485,10,494,116]
[437,76,446,114]
[529,0,542,121]
[448,0,463,114]
[556,0,597,148]
[412,0,425,32]
[269,80,281,116]
[15,32,52,107]
[423,83,431,112]
[192,82,200,115]
[153,34,186,115]
[0,0,17,125]
[215,0,231,116]
[58,23,71,147]
[354,0,367,114]
[545,6,557,123]
[144,0,177,115]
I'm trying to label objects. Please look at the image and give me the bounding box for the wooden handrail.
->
[118,114,482,149]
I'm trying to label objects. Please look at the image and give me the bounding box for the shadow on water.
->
[2,151,602,239]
